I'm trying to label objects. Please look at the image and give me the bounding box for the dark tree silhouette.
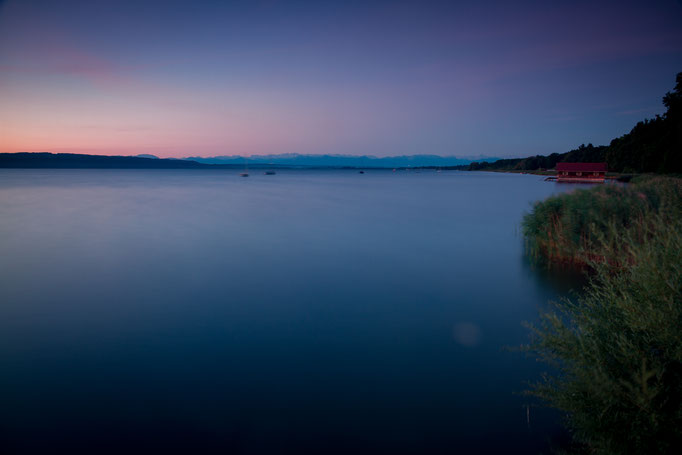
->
[468,72,682,174]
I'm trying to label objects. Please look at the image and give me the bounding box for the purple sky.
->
[1,0,681,158]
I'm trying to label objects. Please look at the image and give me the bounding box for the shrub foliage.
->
[522,177,682,266]
[523,178,682,454]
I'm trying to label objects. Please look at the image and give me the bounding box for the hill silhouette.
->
[0,152,497,170]
[0,153,213,169]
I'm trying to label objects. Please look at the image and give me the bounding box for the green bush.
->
[522,177,682,266]
[525,215,682,454]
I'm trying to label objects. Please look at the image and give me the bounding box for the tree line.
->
[465,72,682,174]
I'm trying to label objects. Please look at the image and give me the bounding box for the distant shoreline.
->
[0,152,494,170]
[0,152,486,171]
[0,152,381,170]
[0,153,650,181]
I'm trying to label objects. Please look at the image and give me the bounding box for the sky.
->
[1,0,681,158]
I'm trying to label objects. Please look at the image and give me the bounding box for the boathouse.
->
[555,162,607,183]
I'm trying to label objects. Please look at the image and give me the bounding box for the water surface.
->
[0,169,585,454]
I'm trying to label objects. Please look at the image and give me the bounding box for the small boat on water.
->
[264,171,276,175]
[358,170,365,174]
[240,159,249,177]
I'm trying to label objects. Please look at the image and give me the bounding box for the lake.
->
[0,169,586,454]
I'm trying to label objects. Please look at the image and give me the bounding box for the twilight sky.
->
[1,0,681,158]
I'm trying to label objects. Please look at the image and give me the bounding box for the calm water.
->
[0,169,586,454]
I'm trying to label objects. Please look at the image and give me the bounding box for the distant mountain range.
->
[0,152,500,169]
[183,153,499,168]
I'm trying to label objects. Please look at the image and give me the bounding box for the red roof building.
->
[555,162,607,183]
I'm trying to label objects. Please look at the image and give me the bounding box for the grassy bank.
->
[522,177,682,453]
[522,176,682,267]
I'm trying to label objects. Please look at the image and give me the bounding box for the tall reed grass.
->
[523,177,682,453]
[522,176,682,267]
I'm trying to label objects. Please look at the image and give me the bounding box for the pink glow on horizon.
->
[1,0,681,158]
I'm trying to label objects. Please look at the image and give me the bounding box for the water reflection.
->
[0,169,586,454]
[452,322,482,347]
[521,253,590,298]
